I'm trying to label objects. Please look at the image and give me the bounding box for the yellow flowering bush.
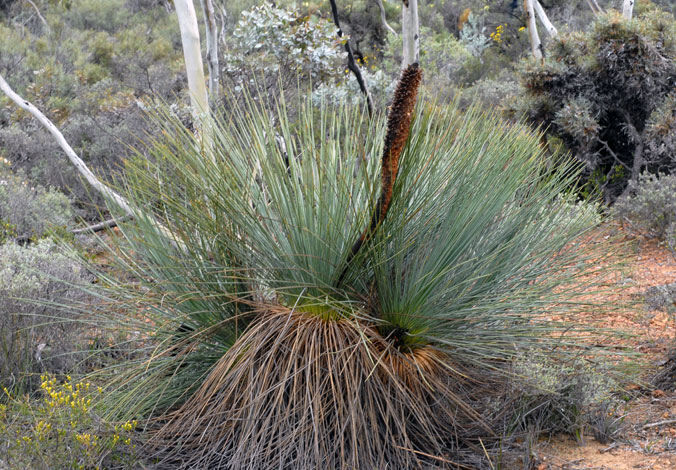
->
[490,24,506,44]
[0,375,139,470]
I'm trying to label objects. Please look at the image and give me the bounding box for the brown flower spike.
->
[338,62,422,285]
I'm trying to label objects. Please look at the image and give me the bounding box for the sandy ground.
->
[539,228,676,470]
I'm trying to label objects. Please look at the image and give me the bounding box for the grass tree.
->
[88,66,614,468]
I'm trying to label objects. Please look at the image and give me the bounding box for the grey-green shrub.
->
[511,353,620,441]
[612,172,676,242]
[0,167,72,241]
[0,239,90,394]
[224,3,345,92]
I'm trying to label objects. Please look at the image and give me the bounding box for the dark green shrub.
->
[519,9,676,201]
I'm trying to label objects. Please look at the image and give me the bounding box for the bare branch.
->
[592,0,605,14]
[524,0,544,61]
[0,74,180,246]
[584,0,605,16]
[72,215,131,235]
[375,0,396,36]
[597,138,631,171]
[0,74,134,215]
[24,0,49,30]
[328,0,374,117]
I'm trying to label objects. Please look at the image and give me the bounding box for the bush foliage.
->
[0,375,140,470]
[0,163,72,242]
[0,239,91,394]
[519,9,676,201]
[613,172,676,245]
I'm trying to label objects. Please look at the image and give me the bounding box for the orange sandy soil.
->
[538,225,676,470]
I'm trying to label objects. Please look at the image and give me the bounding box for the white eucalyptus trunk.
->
[401,0,419,68]
[623,0,635,20]
[525,0,543,60]
[174,0,209,121]
[534,0,557,37]
[199,0,219,101]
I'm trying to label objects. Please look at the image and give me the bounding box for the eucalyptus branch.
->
[534,0,557,37]
[525,0,544,61]
[401,0,419,68]
[376,0,397,35]
[597,138,631,171]
[0,74,179,246]
[199,0,219,102]
[623,0,635,20]
[72,215,131,235]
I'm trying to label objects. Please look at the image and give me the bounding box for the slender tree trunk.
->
[534,0,557,37]
[376,0,396,36]
[401,0,419,68]
[623,0,635,20]
[328,0,374,117]
[25,0,49,30]
[173,0,209,121]
[199,0,219,102]
[174,0,215,164]
[524,0,543,61]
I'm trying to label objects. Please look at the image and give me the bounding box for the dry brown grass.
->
[150,305,486,469]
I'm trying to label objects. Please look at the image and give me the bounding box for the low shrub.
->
[510,353,623,444]
[0,239,91,394]
[0,163,73,242]
[612,172,676,244]
[0,374,139,470]
[518,9,676,201]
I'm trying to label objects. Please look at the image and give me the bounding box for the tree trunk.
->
[623,0,635,20]
[524,0,543,61]
[401,0,419,68]
[584,0,604,16]
[173,0,209,121]
[199,0,219,102]
[534,0,557,37]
